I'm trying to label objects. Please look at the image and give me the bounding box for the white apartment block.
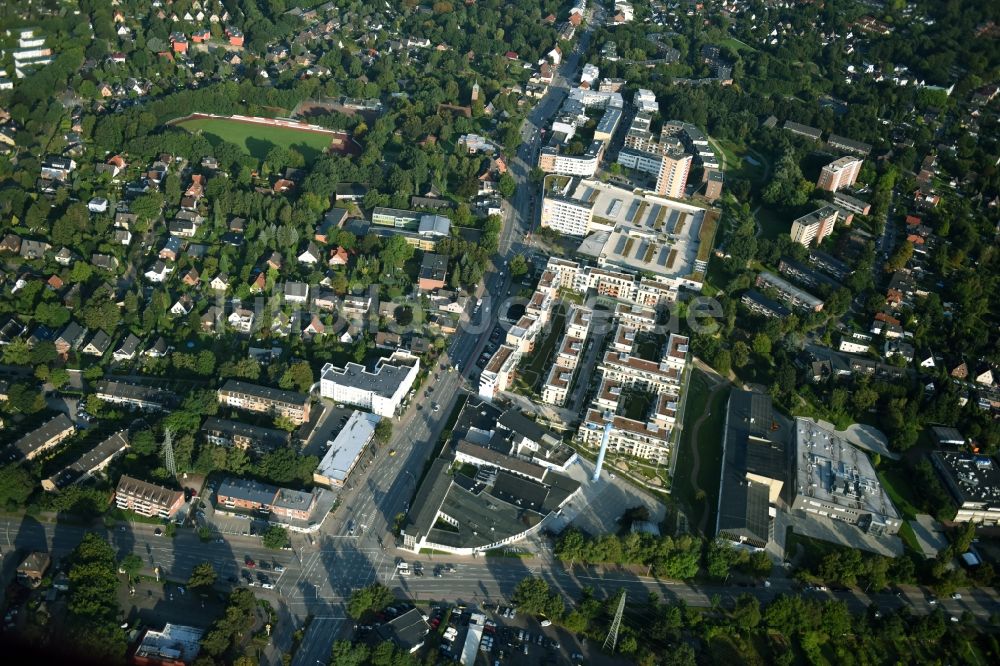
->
[634,89,658,113]
[565,305,593,340]
[541,195,594,236]
[574,267,638,301]
[542,364,574,406]
[599,349,683,396]
[614,303,658,331]
[578,406,673,461]
[617,148,665,174]
[556,336,586,371]
[479,344,521,402]
[504,314,539,352]
[655,152,692,199]
[635,278,678,307]
[538,146,603,177]
[320,351,419,417]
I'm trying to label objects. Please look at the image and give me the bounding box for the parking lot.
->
[378,601,622,666]
[119,578,226,630]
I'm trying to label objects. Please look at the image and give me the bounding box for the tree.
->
[509,254,528,278]
[262,525,289,550]
[732,594,761,635]
[512,577,560,616]
[188,561,217,589]
[374,419,393,444]
[347,583,393,619]
[119,553,143,579]
[0,464,34,509]
[732,341,750,368]
[7,382,45,414]
[67,534,127,662]
[498,173,516,198]
[752,333,772,355]
[279,361,314,392]
[331,640,370,666]
[885,241,914,272]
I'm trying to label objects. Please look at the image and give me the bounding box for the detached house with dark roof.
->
[55,321,87,356]
[81,330,112,356]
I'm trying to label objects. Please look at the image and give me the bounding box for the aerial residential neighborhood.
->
[0,0,998,665]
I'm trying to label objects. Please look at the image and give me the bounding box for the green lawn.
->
[877,467,923,519]
[671,370,730,533]
[520,308,566,391]
[716,139,768,186]
[719,37,758,53]
[754,204,788,241]
[898,521,922,555]
[174,117,336,164]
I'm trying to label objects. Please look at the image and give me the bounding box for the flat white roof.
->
[315,410,380,482]
[568,179,704,278]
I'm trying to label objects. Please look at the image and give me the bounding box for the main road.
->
[3,516,998,632]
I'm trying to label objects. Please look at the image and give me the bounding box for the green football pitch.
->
[175,116,336,163]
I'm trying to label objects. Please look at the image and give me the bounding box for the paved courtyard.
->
[909,514,948,558]
[784,510,904,558]
[546,456,666,536]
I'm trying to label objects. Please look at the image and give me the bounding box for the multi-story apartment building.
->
[816,156,863,192]
[319,351,420,417]
[479,344,522,401]
[832,190,871,216]
[789,206,839,247]
[565,305,593,340]
[542,364,574,406]
[755,271,825,312]
[593,106,622,141]
[115,475,184,519]
[740,289,792,318]
[95,380,175,411]
[200,417,290,455]
[614,303,657,331]
[537,140,605,177]
[556,336,586,371]
[778,258,841,291]
[635,277,679,307]
[654,151,692,198]
[578,401,674,461]
[540,192,594,236]
[42,431,129,492]
[575,267,637,301]
[217,380,311,424]
[4,414,75,464]
[506,314,545,353]
[599,349,683,395]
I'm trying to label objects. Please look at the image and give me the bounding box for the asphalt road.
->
[4,516,999,633]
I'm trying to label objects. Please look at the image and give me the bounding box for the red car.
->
[245,557,256,568]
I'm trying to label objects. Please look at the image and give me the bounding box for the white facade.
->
[540,196,593,236]
[319,351,419,417]
[634,88,658,113]
[839,340,870,354]
[545,150,600,177]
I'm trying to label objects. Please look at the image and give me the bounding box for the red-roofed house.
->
[905,215,922,226]
[505,51,518,60]
[170,32,188,53]
[328,247,349,266]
